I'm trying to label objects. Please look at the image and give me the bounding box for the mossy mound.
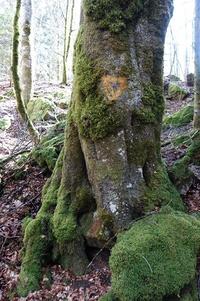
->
[168,83,188,100]
[32,121,65,171]
[169,132,200,191]
[27,98,56,122]
[104,209,200,301]
[0,116,11,130]
[163,105,193,128]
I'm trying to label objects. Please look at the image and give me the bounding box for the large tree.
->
[18,0,184,296]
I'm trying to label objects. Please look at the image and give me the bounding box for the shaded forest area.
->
[0,0,200,301]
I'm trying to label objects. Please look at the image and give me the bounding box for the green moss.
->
[73,28,123,140]
[144,164,185,212]
[32,121,65,171]
[172,133,193,147]
[22,217,32,234]
[18,151,64,296]
[168,83,188,100]
[109,210,200,301]
[133,84,164,124]
[0,116,11,130]
[77,95,123,140]
[99,291,118,301]
[17,215,52,297]
[170,155,192,185]
[163,105,194,128]
[27,97,56,122]
[53,197,77,244]
[73,185,94,213]
[84,0,144,33]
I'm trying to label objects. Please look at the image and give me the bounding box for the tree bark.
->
[194,0,200,129]
[20,0,32,106]
[61,0,69,84]
[18,0,184,296]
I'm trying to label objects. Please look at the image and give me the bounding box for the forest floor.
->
[0,81,199,300]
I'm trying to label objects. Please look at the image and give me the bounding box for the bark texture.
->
[18,0,184,296]
[20,0,32,105]
[194,0,200,129]
[61,0,69,84]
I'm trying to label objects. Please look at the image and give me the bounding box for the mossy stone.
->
[163,105,194,128]
[108,210,200,301]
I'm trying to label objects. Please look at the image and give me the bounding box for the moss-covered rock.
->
[32,121,65,171]
[0,116,11,130]
[169,132,200,192]
[168,83,188,100]
[27,98,56,122]
[106,209,200,301]
[163,105,193,128]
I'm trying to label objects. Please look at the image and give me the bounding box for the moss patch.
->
[168,83,188,100]
[0,116,11,130]
[84,0,144,33]
[163,105,193,128]
[108,209,200,301]
[18,151,64,296]
[144,164,184,212]
[27,98,56,122]
[73,28,124,140]
[132,84,164,124]
[32,121,65,171]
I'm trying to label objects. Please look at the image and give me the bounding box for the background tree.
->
[20,0,32,105]
[12,0,39,143]
[18,0,184,296]
[61,0,70,84]
[194,0,200,128]
[0,0,14,83]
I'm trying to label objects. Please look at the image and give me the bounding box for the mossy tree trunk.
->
[19,0,184,296]
[194,0,200,129]
[12,0,39,143]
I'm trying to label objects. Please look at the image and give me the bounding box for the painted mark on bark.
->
[102,75,128,103]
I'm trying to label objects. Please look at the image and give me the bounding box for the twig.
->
[142,256,153,273]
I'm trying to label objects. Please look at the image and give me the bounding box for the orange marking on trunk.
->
[102,75,128,103]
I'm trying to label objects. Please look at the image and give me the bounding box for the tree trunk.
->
[12,0,39,143]
[18,0,184,296]
[20,0,32,106]
[65,0,75,83]
[194,0,200,129]
[61,0,69,84]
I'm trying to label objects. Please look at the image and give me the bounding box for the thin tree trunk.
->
[12,0,39,143]
[18,0,184,296]
[194,0,200,129]
[20,0,32,106]
[61,0,69,84]
[64,0,75,83]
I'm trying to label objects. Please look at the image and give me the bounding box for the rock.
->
[189,164,200,181]
[168,83,189,100]
[27,98,56,122]
[0,116,11,130]
[187,73,194,87]
[55,99,68,110]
